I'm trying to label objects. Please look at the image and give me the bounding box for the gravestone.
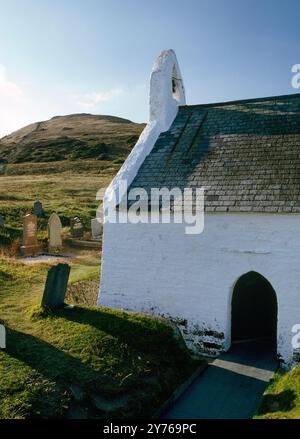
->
[33,201,43,217]
[20,213,41,255]
[0,214,4,228]
[41,263,71,310]
[48,213,62,253]
[91,218,102,239]
[71,217,84,238]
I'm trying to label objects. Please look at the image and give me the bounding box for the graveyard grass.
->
[0,255,197,419]
[0,161,120,244]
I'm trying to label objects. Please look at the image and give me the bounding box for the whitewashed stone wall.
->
[99,213,300,365]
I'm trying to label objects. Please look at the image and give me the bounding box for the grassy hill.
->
[0,113,144,165]
[0,113,144,245]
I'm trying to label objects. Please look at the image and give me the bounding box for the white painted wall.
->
[99,213,300,365]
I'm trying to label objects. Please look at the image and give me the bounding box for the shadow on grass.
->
[54,305,183,359]
[5,326,105,389]
[257,389,296,414]
[3,314,195,419]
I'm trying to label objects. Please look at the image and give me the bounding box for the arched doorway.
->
[231,271,277,350]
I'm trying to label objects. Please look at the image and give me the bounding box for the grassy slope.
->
[255,367,300,419]
[0,114,144,164]
[0,164,116,244]
[0,257,197,419]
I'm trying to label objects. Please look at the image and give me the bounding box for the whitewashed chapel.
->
[98,50,300,365]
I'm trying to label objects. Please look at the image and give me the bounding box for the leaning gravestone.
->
[33,201,43,217]
[20,213,41,255]
[0,214,4,228]
[70,217,84,238]
[41,263,71,310]
[91,218,102,239]
[48,213,62,253]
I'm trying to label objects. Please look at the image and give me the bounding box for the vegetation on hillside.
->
[0,167,115,248]
[0,113,144,247]
[0,114,144,164]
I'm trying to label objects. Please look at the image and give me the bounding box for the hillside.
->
[0,113,144,240]
[0,114,145,164]
[0,256,197,418]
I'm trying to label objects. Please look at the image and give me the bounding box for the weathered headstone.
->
[48,213,62,253]
[91,218,102,239]
[41,263,71,309]
[20,213,41,255]
[33,200,43,217]
[0,214,4,228]
[70,217,84,238]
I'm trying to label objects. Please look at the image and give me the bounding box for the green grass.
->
[0,158,121,252]
[0,257,197,419]
[0,159,121,176]
[255,366,300,419]
[68,260,100,285]
[65,256,101,306]
[0,163,117,242]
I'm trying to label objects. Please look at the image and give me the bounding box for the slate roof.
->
[127,93,300,213]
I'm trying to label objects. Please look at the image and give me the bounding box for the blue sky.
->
[0,0,299,136]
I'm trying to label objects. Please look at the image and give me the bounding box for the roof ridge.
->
[180,92,300,110]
